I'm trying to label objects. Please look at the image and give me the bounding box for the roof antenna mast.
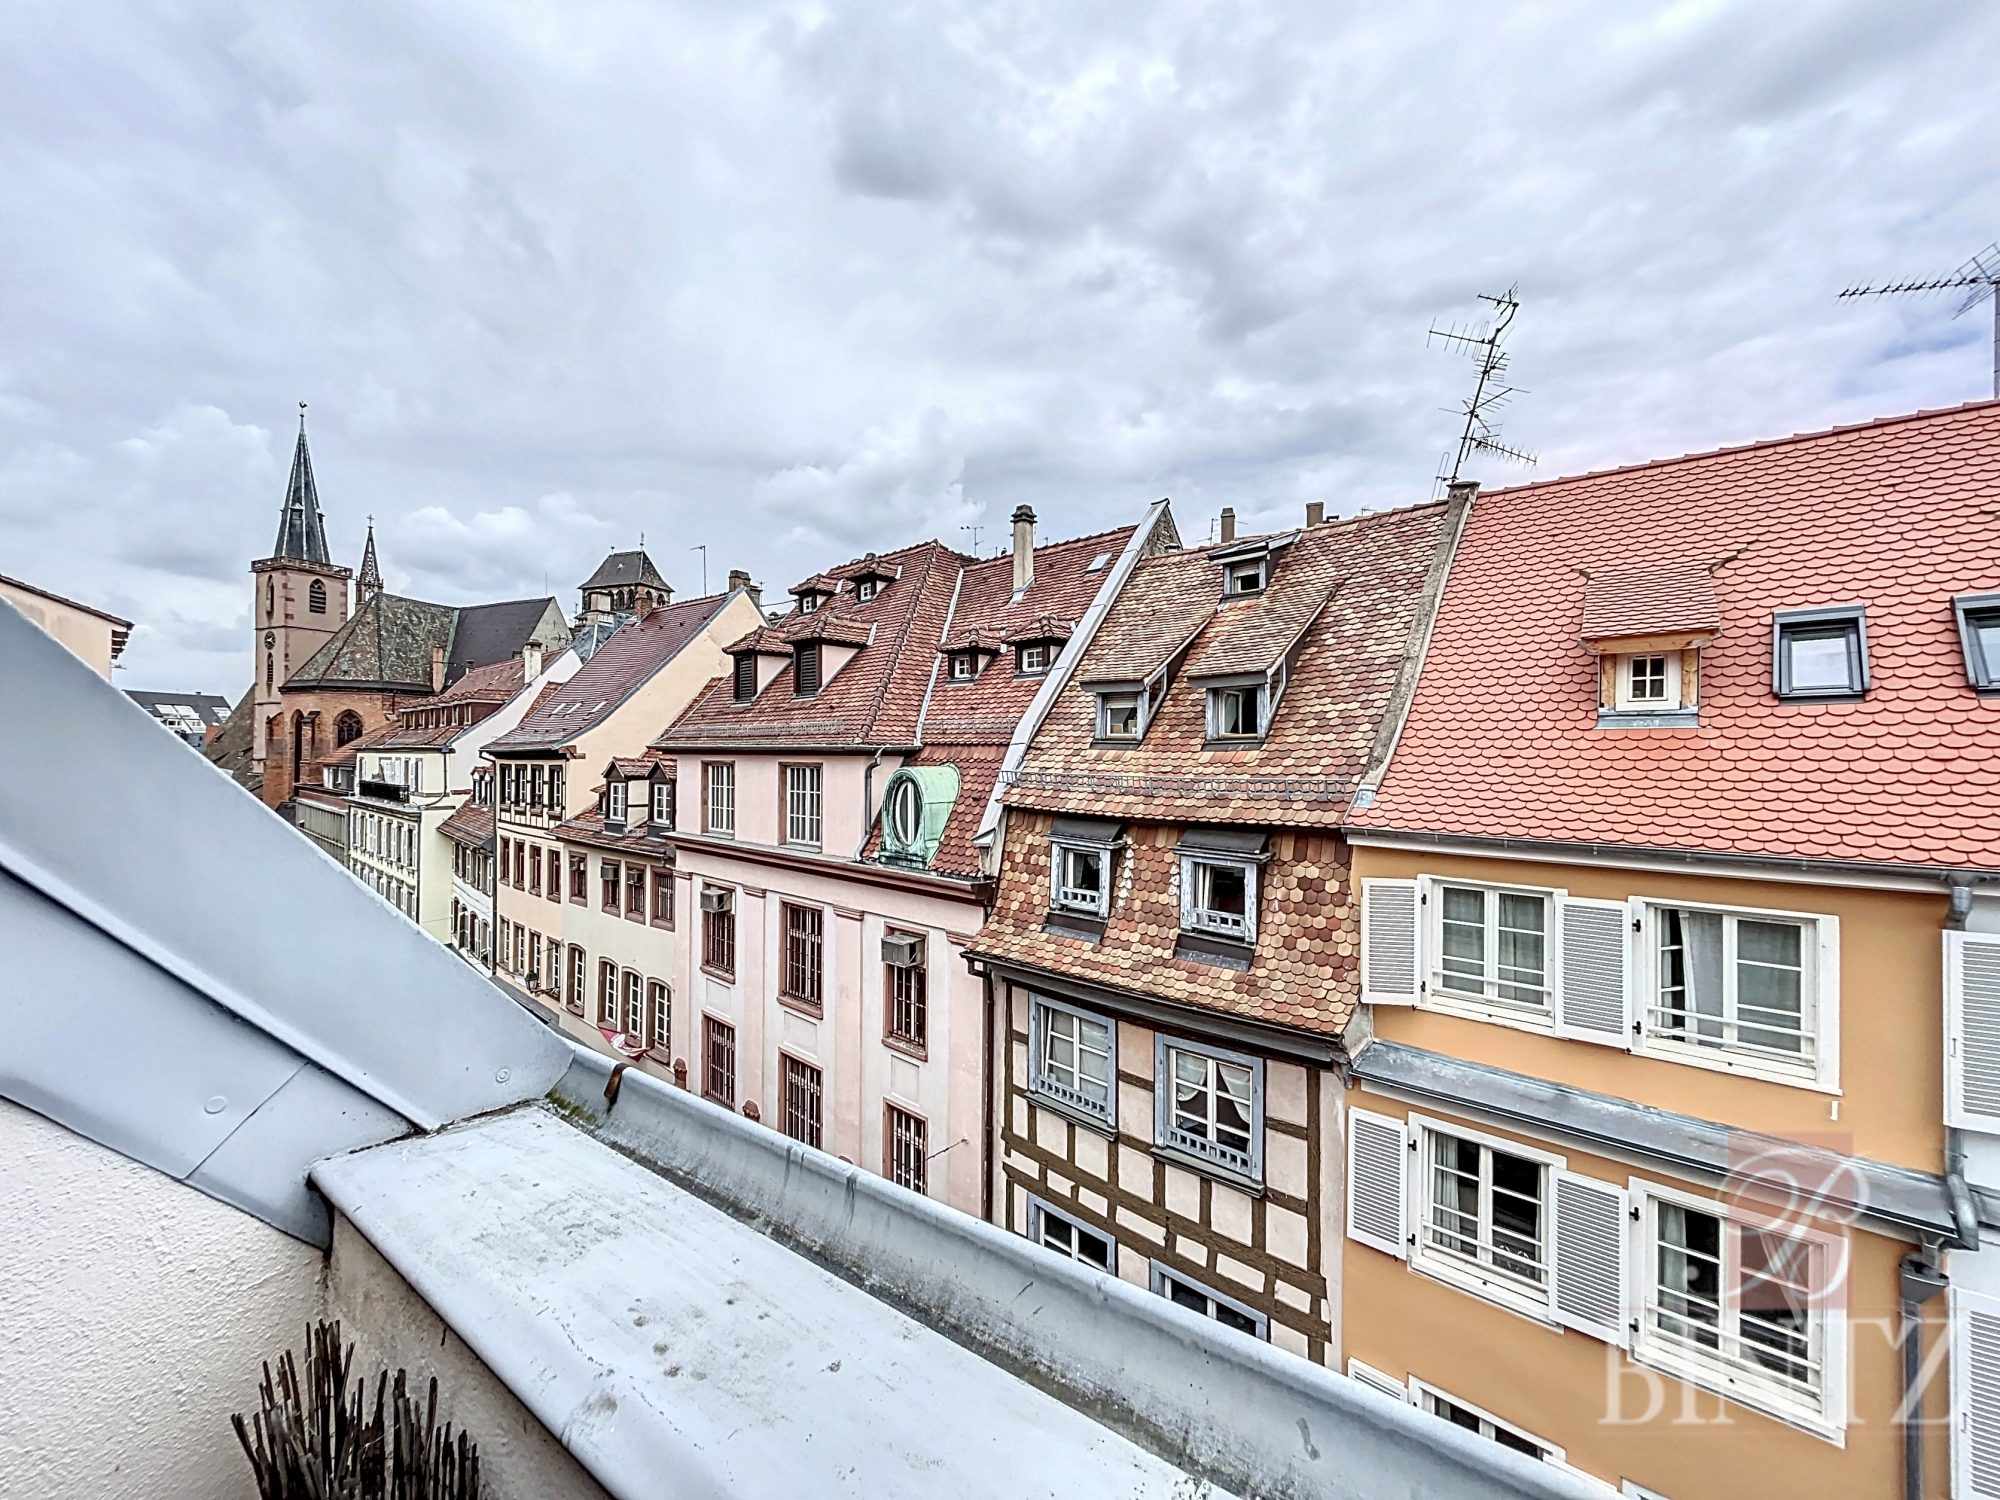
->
[1840,242,2000,399]
[960,523,985,555]
[1428,285,1537,492]
[690,543,707,595]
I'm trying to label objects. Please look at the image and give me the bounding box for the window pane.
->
[1201,864,1247,917]
[1212,1302,1259,1336]
[1785,625,1856,692]
[1974,612,2000,679]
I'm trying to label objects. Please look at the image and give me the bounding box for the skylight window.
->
[1085,553,1111,574]
[1772,607,1867,700]
[1956,592,2000,691]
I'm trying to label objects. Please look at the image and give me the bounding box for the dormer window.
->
[798,594,819,615]
[1773,606,1867,699]
[1955,592,2000,690]
[1612,651,1683,712]
[1047,817,1121,925]
[1225,560,1266,596]
[605,779,628,827]
[855,578,879,602]
[651,781,674,827]
[1018,643,1049,676]
[1096,691,1141,741]
[949,652,979,682]
[733,654,757,702]
[1207,683,1265,741]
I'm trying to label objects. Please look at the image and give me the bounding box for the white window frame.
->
[1635,897,1838,1091]
[1049,838,1112,917]
[949,652,978,681]
[1407,1113,1563,1320]
[1614,650,1682,711]
[854,578,879,602]
[1179,854,1258,944]
[1027,993,1116,1128]
[1425,878,1557,1026]
[1628,1177,1848,1439]
[1409,1378,1565,1465]
[1026,1195,1117,1275]
[1149,1262,1268,1340]
[606,780,628,823]
[651,780,672,827]
[1017,643,1049,674]
[1224,559,1266,596]
[705,762,735,836]
[1095,691,1141,741]
[784,763,823,848]
[1205,682,1266,741]
[1154,1037,1262,1183]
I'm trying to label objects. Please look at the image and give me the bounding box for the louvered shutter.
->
[1549,1171,1628,1345]
[1361,878,1421,1006]
[1956,1288,2000,1500]
[1947,933,2000,1130]
[1555,896,1631,1046]
[1345,1359,1410,1403]
[1345,1108,1409,1259]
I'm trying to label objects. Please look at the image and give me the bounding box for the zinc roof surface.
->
[1004,504,1450,828]
[488,591,738,751]
[1359,400,2000,868]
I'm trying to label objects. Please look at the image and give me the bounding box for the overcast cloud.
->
[3,0,1996,693]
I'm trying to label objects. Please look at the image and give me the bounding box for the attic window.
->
[1207,683,1265,741]
[1085,553,1111,574]
[1955,592,2000,690]
[795,643,822,696]
[1224,560,1266,596]
[733,654,757,702]
[1017,644,1049,676]
[1613,651,1682,711]
[1773,606,1867,699]
[855,579,879,602]
[948,652,979,682]
[1096,691,1140,741]
[799,595,818,614]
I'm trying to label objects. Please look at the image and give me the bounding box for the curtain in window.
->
[1675,909,1727,1042]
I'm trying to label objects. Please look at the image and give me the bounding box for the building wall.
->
[250,557,350,788]
[1355,846,1951,1174]
[263,684,404,809]
[534,840,679,1071]
[996,980,1338,1363]
[0,1101,326,1500]
[325,1217,611,1500]
[294,790,350,863]
[671,839,987,1213]
[0,579,120,677]
[1339,1088,1950,1499]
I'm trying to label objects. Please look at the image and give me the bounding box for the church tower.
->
[250,405,353,783]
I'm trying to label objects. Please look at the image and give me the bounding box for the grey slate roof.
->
[273,419,332,565]
[579,549,666,591]
[125,691,232,730]
[202,691,260,790]
[287,591,459,691]
[447,598,567,681]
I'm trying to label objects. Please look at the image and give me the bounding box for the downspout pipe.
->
[854,746,888,859]
[1944,871,1988,1251]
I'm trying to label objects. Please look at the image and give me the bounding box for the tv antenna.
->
[1428,286,1537,489]
[689,544,707,595]
[1840,243,2000,398]
[959,523,985,554]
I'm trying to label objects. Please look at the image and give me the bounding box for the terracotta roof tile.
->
[1360,400,2000,868]
[1579,561,1719,640]
[439,803,494,846]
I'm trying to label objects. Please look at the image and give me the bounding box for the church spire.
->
[358,517,382,600]
[272,402,332,565]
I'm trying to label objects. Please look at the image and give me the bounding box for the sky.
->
[2,1,1997,695]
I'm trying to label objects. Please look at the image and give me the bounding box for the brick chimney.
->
[1219,507,1237,544]
[728,568,761,610]
[1305,501,1325,526]
[430,643,445,691]
[1011,506,1036,594]
[522,641,544,681]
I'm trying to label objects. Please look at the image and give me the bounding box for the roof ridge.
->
[1482,397,2000,500]
[856,545,950,738]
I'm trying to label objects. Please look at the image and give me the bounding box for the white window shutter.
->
[1956,1288,2000,1500]
[1345,1108,1409,1259]
[1549,1171,1629,1345]
[1345,1359,1410,1403]
[1947,932,2000,1130]
[1555,896,1631,1046]
[1361,878,1422,1006]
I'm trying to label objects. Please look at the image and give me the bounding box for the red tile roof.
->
[488,591,738,752]
[1358,400,2000,869]
[439,802,494,846]
[1003,504,1452,827]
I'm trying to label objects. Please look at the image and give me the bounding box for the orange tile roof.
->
[1003,503,1451,827]
[439,803,494,846]
[1358,400,2000,869]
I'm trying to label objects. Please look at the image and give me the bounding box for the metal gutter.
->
[972,499,1173,857]
[1343,826,1993,891]
[1354,486,1473,795]
[1351,1041,1960,1239]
